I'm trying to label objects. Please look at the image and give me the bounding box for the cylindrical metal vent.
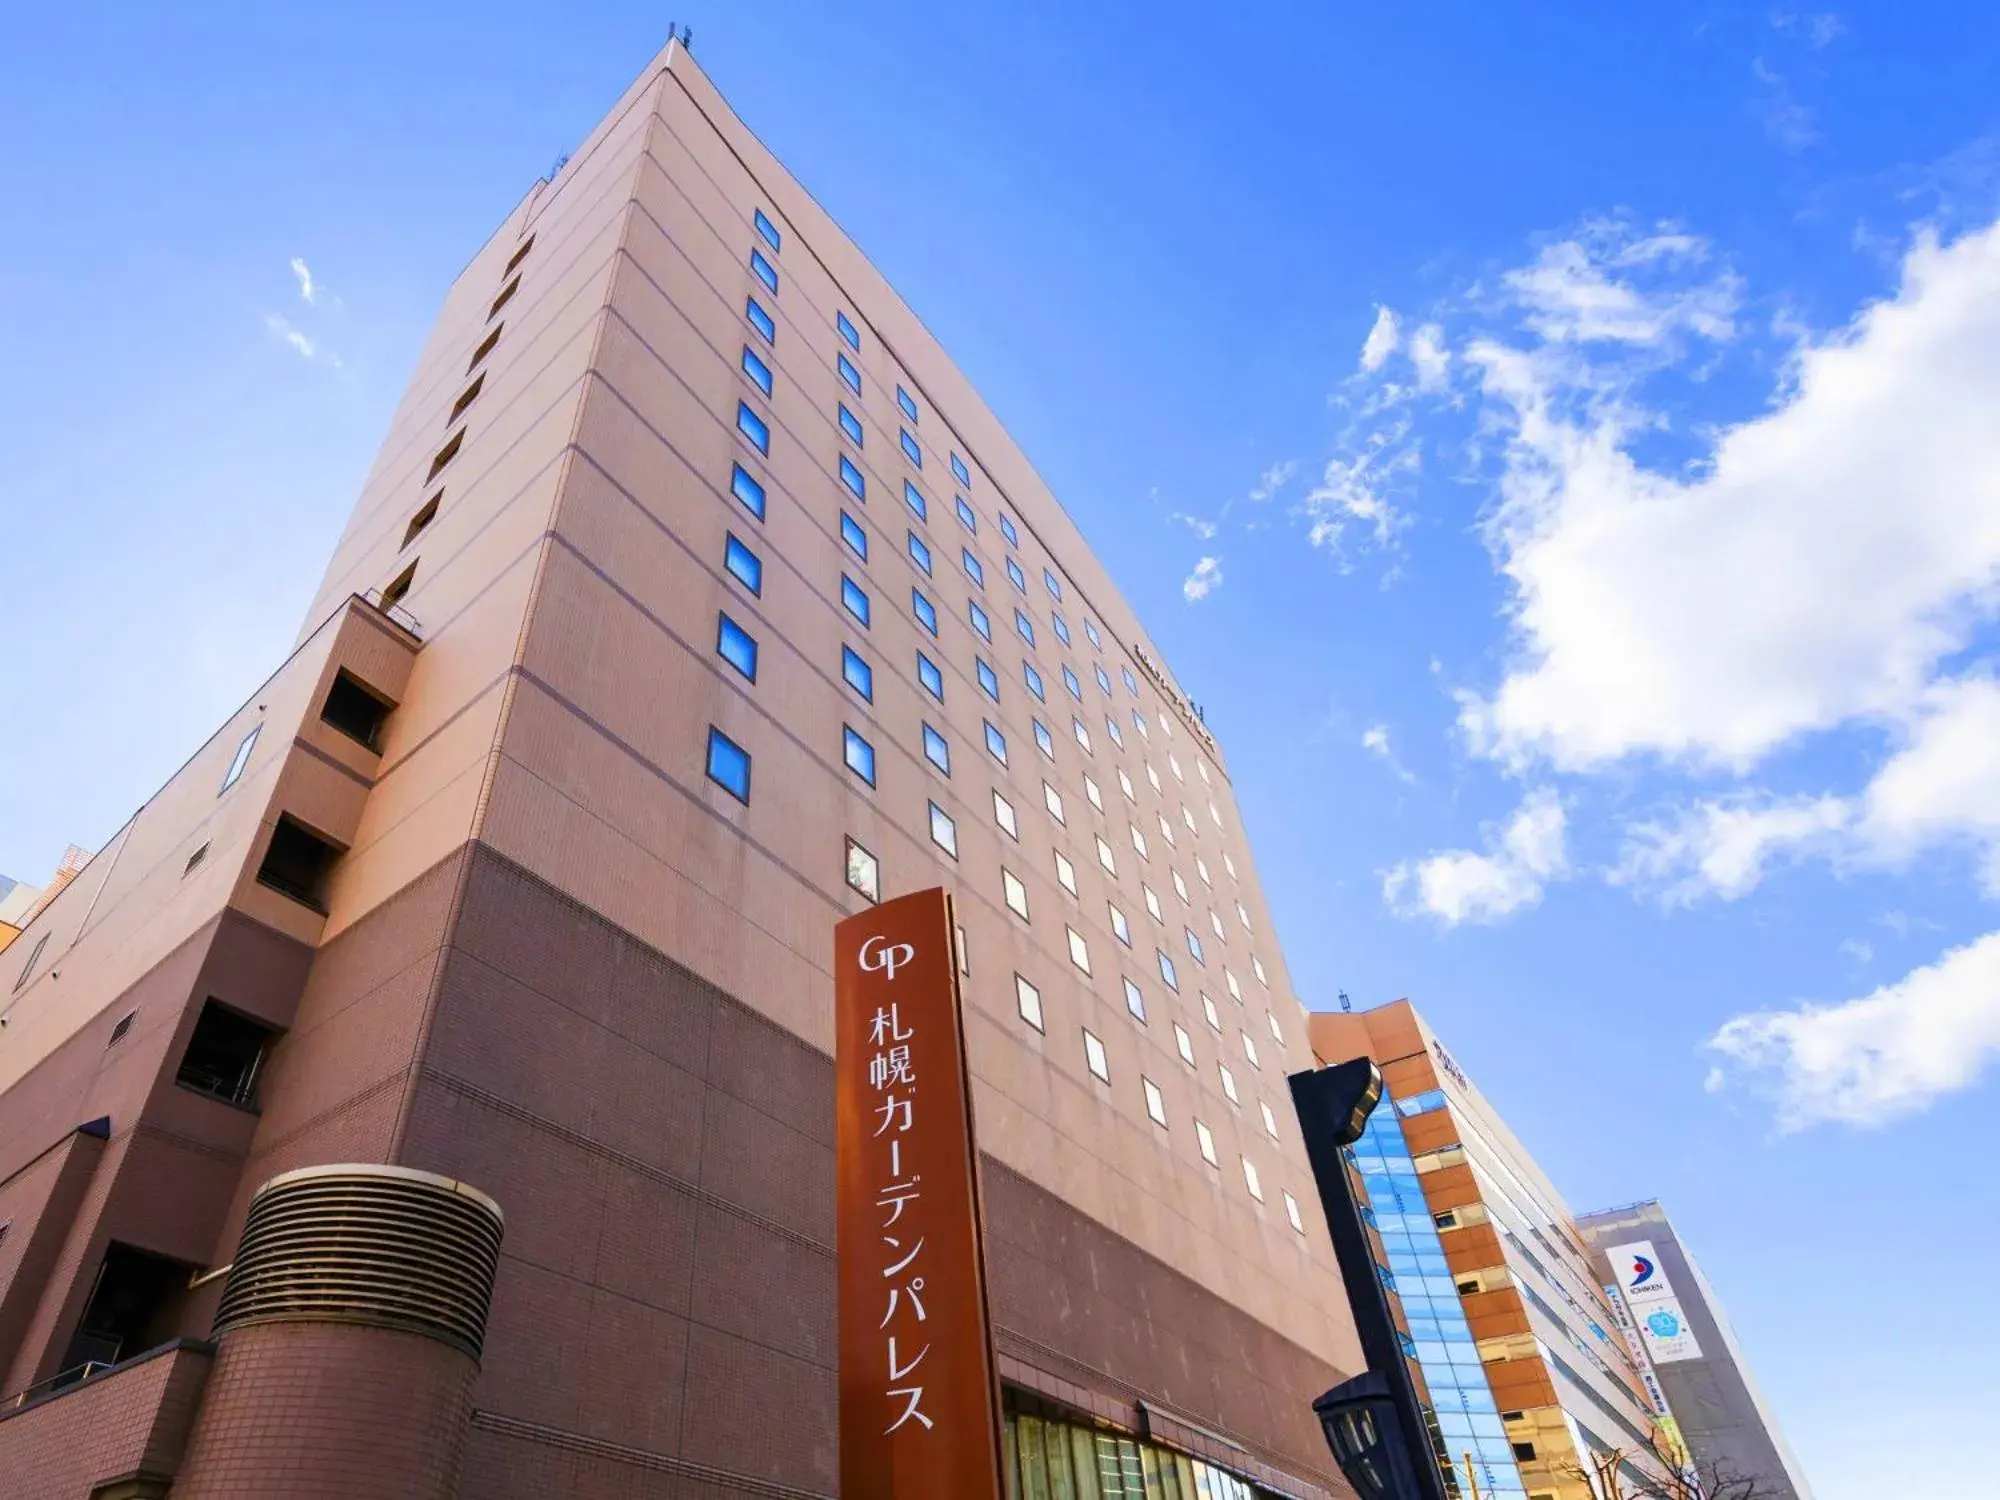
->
[215,1163,505,1361]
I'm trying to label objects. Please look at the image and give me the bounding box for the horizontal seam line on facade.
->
[469,1408,832,1499]
[288,734,375,791]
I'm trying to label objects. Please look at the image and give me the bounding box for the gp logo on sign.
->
[859,934,917,982]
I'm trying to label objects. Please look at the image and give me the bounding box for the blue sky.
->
[5,4,1996,1493]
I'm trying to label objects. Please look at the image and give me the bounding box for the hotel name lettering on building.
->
[1131,644,1218,756]
[834,889,1004,1499]
[1429,1039,1470,1092]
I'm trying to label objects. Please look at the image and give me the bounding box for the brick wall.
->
[0,1339,213,1497]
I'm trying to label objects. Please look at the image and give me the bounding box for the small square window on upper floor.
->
[1123,667,1140,696]
[1095,664,1113,695]
[707,727,751,804]
[736,402,770,456]
[1051,613,1071,647]
[1033,719,1055,760]
[976,657,1000,701]
[1023,662,1046,702]
[842,575,871,627]
[1043,568,1063,601]
[993,789,1019,839]
[724,534,763,595]
[1014,609,1035,647]
[999,513,1020,548]
[847,837,881,903]
[984,720,1009,765]
[900,429,922,468]
[903,480,928,522]
[843,726,877,786]
[1006,558,1027,594]
[837,310,860,350]
[754,208,782,253]
[896,385,919,423]
[917,651,944,702]
[219,723,261,794]
[746,296,776,344]
[730,463,767,520]
[840,511,868,561]
[923,723,951,775]
[911,587,938,636]
[962,549,985,588]
[1085,617,1102,649]
[839,404,864,447]
[1123,976,1148,1023]
[955,495,977,533]
[717,613,758,682]
[908,532,933,576]
[969,601,993,643]
[1062,667,1082,701]
[750,248,778,296]
[838,353,862,395]
[1015,973,1043,1031]
[741,346,773,397]
[951,452,971,487]
[1082,1027,1109,1081]
[840,455,866,502]
[842,645,873,701]
[930,801,958,859]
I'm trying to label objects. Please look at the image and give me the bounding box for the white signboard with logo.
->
[1608,1239,1703,1364]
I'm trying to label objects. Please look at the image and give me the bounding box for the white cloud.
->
[1857,675,2000,889]
[1299,432,1415,564]
[263,313,320,362]
[1772,11,1844,49]
[1461,217,2000,773]
[290,256,317,305]
[1385,788,1567,925]
[1707,928,2000,1128]
[1500,225,1738,346]
[1182,556,1223,602]
[1174,512,1219,540]
[1362,724,1416,784]
[1839,938,1874,965]
[1359,305,1401,372]
[1248,459,1298,503]
[1616,793,1853,904]
[1408,323,1451,391]
[1752,58,1818,152]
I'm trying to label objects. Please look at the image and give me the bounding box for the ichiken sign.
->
[835,889,1004,1500]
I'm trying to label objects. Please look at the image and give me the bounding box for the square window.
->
[1188,806,1201,834]
[1196,855,1212,887]
[1211,801,1224,828]
[736,402,769,455]
[1243,1032,1261,1069]
[746,296,775,343]
[838,352,862,394]
[908,532,933,575]
[841,645,873,700]
[1095,664,1113,695]
[917,651,944,701]
[1224,852,1239,880]
[1143,886,1162,923]
[1133,709,1150,741]
[1210,909,1225,940]
[900,429,922,467]
[837,309,860,350]
[1131,825,1148,859]
[839,403,864,445]
[1055,852,1077,895]
[1195,1120,1217,1166]
[930,802,959,858]
[1157,951,1180,991]
[951,452,971,487]
[1186,928,1205,964]
[844,726,876,785]
[1075,718,1093,753]
[1202,994,1221,1030]
[1016,974,1044,1032]
[1067,926,1091,974]
[1024,663,1046,701]
[1014,608,1035,646]
[1003,868,1029,920]
[1096,836,1116,875]
[220,723,260,793]
[1085,618,1102,648]
[1144,1077,1168,1127]
[842,575,871,627]
[1107,717,1125,748]
[904,479,928,521]
[1118,769,1136,801]
[706,727,751,803]
[1062,666,1082,700]
[1123,666,1139,695]
[897,385,919,423]
[969,600,993,641]
[750,248,778,294]
[962,548,985,587]
[1261,1100,1280,1139]
[1170,753,1184,782]
[1242,1157,1264,1202]
[1225,969,1242,1003]
[999,513,1020,547]
[993,790,1019,838]
[724,534,763,594]
[730,463,767,519]
[1237,900,1251,929]
[1159,815,1176,848]
[1268,1011,1285,1046]
[1175,1022,1196,1066]
[1285,1191,1306,1234]
[977,658,1000,700]
[923,724,951,774]
[741,345,773,395]
[1033,719,1055,760]
[717,614,758,681]
[1198,759,1211,785]
[1082,1028,1109,1081]
[846,837,880,902]
[955,494,977,531]
[1147,764,1163,794]
[753,208,781,252]
[840,455,866,500]
[1043,567,1063,600]
[840,511,868,559]
[1007,558,1028,593]
[911,588,938,636]
[984,721,1008,764]
[1083,775,1103,811]
[1123,976,1147,1022]
[1254,956,1269,985]
[1108,903,1131,945]
[1219,1063,1238,1103]
[1051,613,1071,647]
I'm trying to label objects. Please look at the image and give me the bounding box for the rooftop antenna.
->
[1338,989,1353,1013]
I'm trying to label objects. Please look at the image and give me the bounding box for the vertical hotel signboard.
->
[834,888,1005,1499]
[1608,1240,1704,1365]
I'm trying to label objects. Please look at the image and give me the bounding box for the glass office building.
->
[1354,1088,1527,1498]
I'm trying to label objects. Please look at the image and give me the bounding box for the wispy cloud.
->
[1182,556,1223,603]
[1753,57,1818,151]
[263,313,321,362]
[1384,788,1568,925]
[1362,723,1416,784]
[290,256,318,305]
[1360,306,1401,372]
[1771,10,1844,49]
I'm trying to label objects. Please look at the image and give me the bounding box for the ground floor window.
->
[1004,1405,1267,1499]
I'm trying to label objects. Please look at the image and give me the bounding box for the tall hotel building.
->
[0,40,1367,1500]
[1312,1004,1686,1500]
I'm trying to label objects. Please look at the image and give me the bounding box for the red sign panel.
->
[834,888,1005,1500]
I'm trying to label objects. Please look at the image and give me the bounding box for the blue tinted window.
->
[1106,715,1125,748]
[736,402,769,455]
[955,495,977,533]
[1051,612,1071,647]
[730,463,766,519]
[741,346,772,396]
[984,721,1008,764]
[1006,558,1027,593]
[1062,666,1082,700]
[999,513,1020,547]
[896,385,918,423]
[706,727,751,803]
[1123,668,1140,696]
[839,404,864,446]
[1033,719,1054,758]
[724,534,763,595]
[923,724,951,774]
[1085,617,1102,649]
[969,601,992,641]
[842,646,873,701]
[1095,664,1112,694]
[839,455,865,501]
[1157,950,1180,991]
[840,511,868,560]
[842,575,870,627]
[951,452,971,487]
[977,659,1000,700]
[962,549,984,587]
[746,296,775,343]
[1044,568,1063,600]
[903,479,927,521]
[1024,662,1046,701]
[911,588,938,636]
[908,532,933,576]
[1014,609,1036,646]
[838,353,861,394]
[917,652,944,701]
[716,613,758,681]
[753,208,781,252]
[900,429,922,467]
[750,248,778,295]
[844,726,877,786]
[837,310,860,350]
